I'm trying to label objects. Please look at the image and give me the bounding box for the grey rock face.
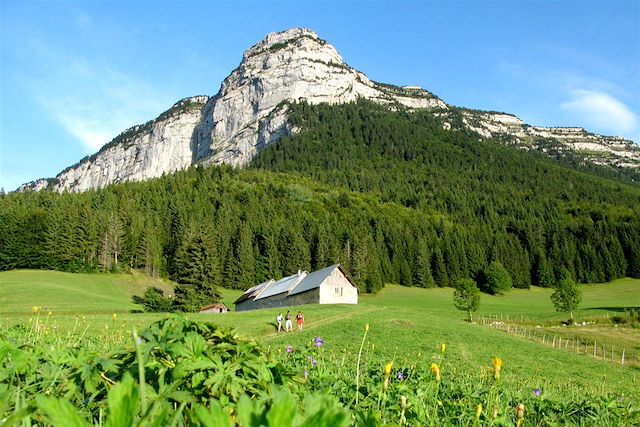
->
[21,28,639,192]
[458,111,640,169]
[194,28,446,168]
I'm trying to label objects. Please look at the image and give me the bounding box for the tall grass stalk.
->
[133,329,147,413]
[355,323,369,406]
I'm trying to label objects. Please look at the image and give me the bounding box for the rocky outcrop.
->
[194,28,446,167]
[23,96,209,193]
[21,28,639,192]
[458,110,640,169]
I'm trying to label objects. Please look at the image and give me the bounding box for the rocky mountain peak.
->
[195,28,445,167]
[243,28,335,61]
[20,28,639,193]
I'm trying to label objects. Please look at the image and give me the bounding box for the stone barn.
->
[234,264,358,311]
[199,302,229,314]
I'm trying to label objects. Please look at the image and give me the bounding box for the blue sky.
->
[1,0,638,192]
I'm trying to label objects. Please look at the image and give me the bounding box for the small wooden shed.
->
[199,302,229,314]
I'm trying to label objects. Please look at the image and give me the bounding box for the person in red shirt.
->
[296,311,304,331]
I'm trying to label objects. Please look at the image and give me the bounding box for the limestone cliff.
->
[21,28,639,192]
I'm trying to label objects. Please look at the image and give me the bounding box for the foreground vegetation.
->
[1,271,639,425]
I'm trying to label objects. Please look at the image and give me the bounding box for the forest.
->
[1,100,639,294]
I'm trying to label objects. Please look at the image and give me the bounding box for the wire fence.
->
[477,314,638,367]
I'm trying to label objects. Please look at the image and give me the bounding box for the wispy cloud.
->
[560,89,638,138]
[10,11,175,153]
[33,56,170,152]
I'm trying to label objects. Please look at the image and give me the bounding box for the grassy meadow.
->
[1,270,639,424]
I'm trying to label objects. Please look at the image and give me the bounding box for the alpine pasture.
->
[1,270,638,425]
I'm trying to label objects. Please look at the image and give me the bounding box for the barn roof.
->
[235,264,354,306]
[255,272,305,300]
[234,279,273,304]
[288,264,340,296]
[199,302,228,311]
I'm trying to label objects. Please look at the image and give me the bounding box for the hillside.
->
[2,99,640,293]
[20,28,640,193]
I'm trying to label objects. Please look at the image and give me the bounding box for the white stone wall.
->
[318,269,358,304]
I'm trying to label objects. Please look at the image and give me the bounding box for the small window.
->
[335,287,339,294]
[340,287,343,297]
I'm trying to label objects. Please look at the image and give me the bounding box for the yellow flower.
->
[365,323,370,332]
[383,362,393,390]
[32,306,41,314]
[516,403,525,426]
[492,357,503,380]
[475,403,483,420]
[384,362,394,376]
[431,363,441,382]
[440,343,446,354]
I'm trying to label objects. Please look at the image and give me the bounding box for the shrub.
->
[480,261,513,295]
[141,287,172,312]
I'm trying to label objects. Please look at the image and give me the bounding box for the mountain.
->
[20,28,640,192]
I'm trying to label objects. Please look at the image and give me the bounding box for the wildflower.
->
[384,362,394,390]
[516,403,525,427]
[311,359,317,367]
[32,306,41,314]
[396,371,405,381]
[286,345,293,353]
[304,369,309,379]
[533,388,541,397]
[400,396,407,424]
[112,313,117,321]
[314,336,324,347]
[492,357,503,380]
[430,363,441,383]
[475,403,483,420]
[365,323,370,332]
[440,343,446,354]
[136,337,142,345]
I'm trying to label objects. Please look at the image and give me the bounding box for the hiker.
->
[276,312,283,332]
[285,311,293,332]
[296,311,305,331]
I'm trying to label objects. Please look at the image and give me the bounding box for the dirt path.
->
[262,306,385,339]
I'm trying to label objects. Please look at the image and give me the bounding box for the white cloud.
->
[33,57,170,152]
[560,89,638,138]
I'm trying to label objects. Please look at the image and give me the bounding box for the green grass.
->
[1,270,639,403]
[0,270,175,315]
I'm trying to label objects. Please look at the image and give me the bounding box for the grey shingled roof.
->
[234,279,273,304]
[287,264,340,296]
[254,272,304,300]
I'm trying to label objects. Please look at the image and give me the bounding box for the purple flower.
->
[286,345,293,353]
[136,337,142,345]
[314,336,324,347]
[311,359,317,367]
[533,388,541,397]
[396,371,405,381]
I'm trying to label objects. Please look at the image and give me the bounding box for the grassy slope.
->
[1,270,638,401]
[0,270,174,314]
